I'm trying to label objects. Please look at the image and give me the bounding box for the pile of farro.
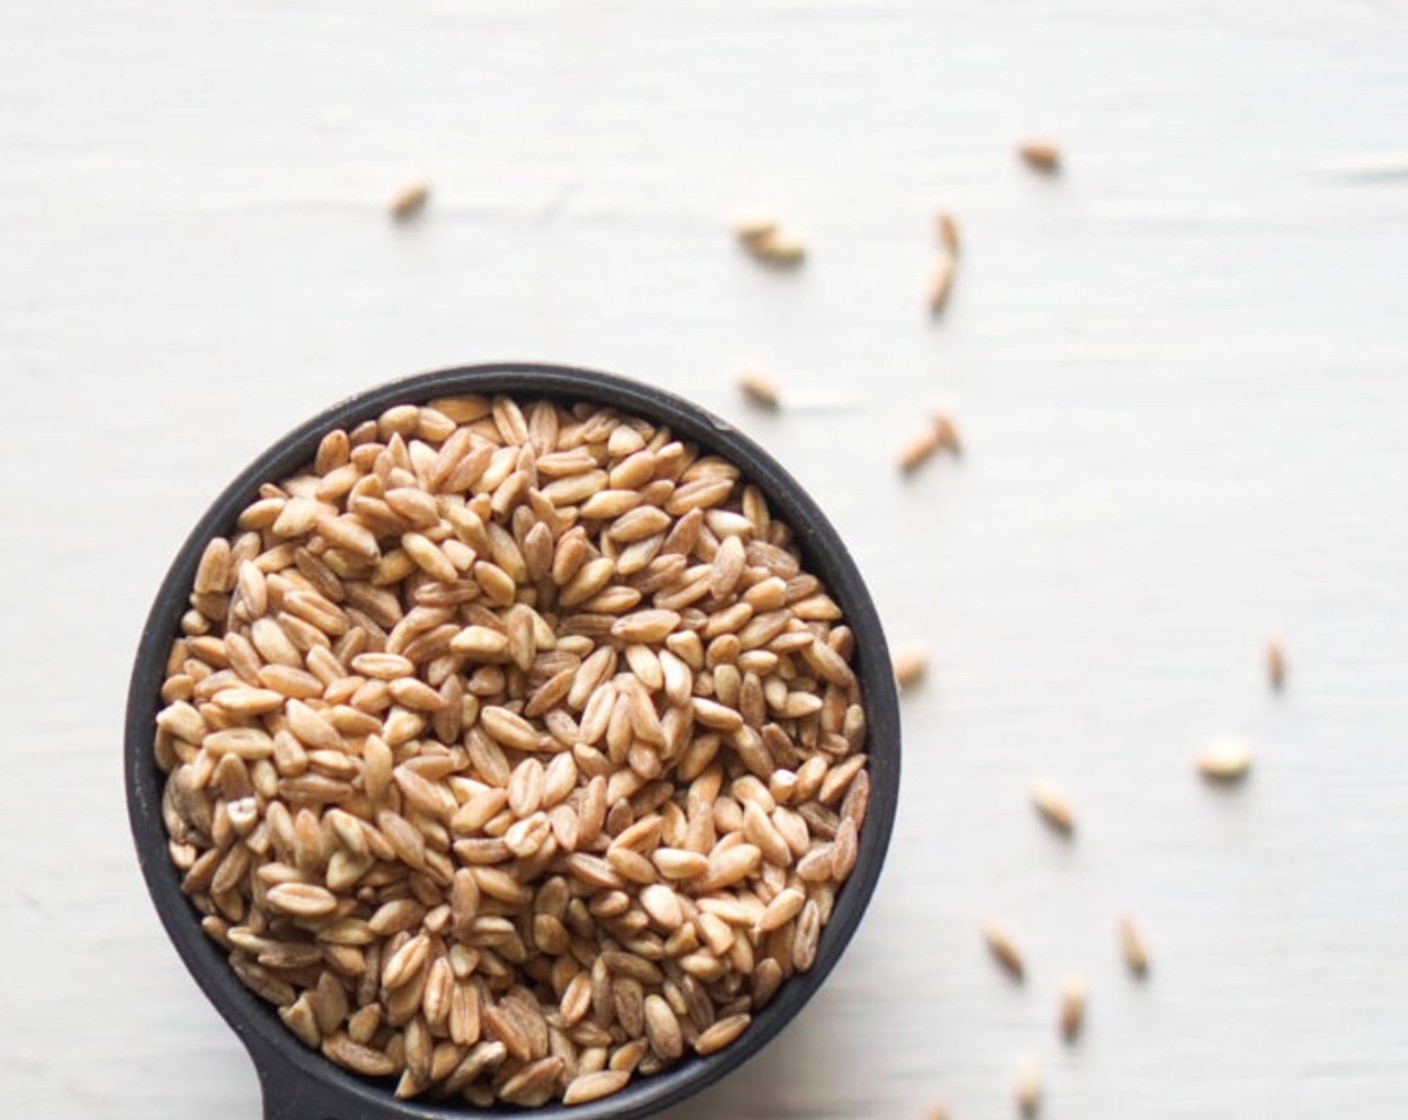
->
[153,395,870,1107]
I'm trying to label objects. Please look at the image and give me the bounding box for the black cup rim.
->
[125,362,901,1120]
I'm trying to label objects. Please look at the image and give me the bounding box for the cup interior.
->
[125,363,901,1120]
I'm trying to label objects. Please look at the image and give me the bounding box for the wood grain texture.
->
[3,1,1408,1116]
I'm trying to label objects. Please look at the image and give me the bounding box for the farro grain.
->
[982,918,1025,982]
[1117,913,1150,978]
[693,1013,751,1056]
[1266,639,1286,691]
[731,215,778,243]
[733,215,806,266]
[323,1033,398,1077]
[279,996,322,1048]
[1018,139,1061,173]
[652,847,710,880]
[563,1068,630,1105]
[928,254,956,315]
[933,414,962,456]
[831,816,859,880]
[936,211,960,255]
[194,537,233,594]
[644,994,684,1060]
[1059,976,1086,1042]
[749,232,806,267]
[389,181,431,221]
[758,887,806,933]
[893,650,927,690]
[898,426,942,473]
[1015,1058,1042,1116]
[738,372,781,411]
[1197,736,1252,782]
[499,1056,565,1107]
[1029,781,1076,835]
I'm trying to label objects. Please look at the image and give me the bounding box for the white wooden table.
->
[4,2,1408,1116]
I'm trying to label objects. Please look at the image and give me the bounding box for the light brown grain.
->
[933,414,962,456]
[894,649,928,690]
[1059,976,1086,1042]
[1266,639,1287,691]
[1118,913,1150,978]
[1018,139,1061,174]
[898,426,942,473]
[693,1013,751,1056]
[390,180,431,221]
[936,211,960,255]
[738,371,781,411]
[1029,781,1075,836]
[741,228,806,267]
[982,918,1025,982]
[928,254,956,315]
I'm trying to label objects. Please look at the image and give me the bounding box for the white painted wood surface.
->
[4,2,1408,1116]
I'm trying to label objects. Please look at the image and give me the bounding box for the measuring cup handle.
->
[245,1028,360,1120]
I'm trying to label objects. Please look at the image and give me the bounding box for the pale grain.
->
[389,180,430,221]
[741,227,806,267]
[928,254,956,315]
[1197,736,1253,782]
[1015,1058,1042,1116]
[738,371,781,411]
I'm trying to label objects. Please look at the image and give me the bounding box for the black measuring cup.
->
[125,363,901,1120]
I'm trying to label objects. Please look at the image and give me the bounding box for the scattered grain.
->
[894,650,928,690]
[738,371,781,411]
[732,214,779,243]
[1266,639,1286,692]
[734,217,807,267]
[899,415,961,474]
[898,426,942,474]
[936,211,960,255]
[1029,781,1075,836]
[1196,736,1253,783]
[932,414,963,456]
[1018,139,1061,174]
[389,180,430,221]
[1015,1058,1042,1117]
[982,918,1025,982]
[928,254,956,315]
[1117,913,1150,978]
[1059,976,1086,1042]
